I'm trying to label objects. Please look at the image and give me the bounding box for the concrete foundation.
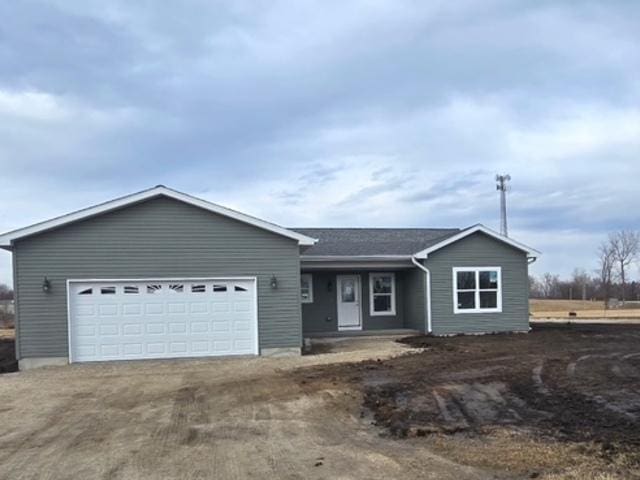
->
[260,347,301,357]
[19,357,69,370]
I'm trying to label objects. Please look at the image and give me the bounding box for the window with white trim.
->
[369,273,396,316]
[300,274,313,303]
[453,267,502,313]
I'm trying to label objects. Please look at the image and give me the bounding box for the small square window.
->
[191,284,206,293]
[480,291,498,308]
[457,291,475,309]
[124,286,139,294]
[213,284,227,292]
[457,271,476,290]
[101,286,116,295]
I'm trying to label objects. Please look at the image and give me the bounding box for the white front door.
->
[337,275,362,330]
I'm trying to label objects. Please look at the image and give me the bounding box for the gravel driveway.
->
[0,337,496,480]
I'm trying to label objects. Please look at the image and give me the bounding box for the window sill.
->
[454,308,502,314]
[370,311,397,317]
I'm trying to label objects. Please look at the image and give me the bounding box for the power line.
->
[496,174,511,237]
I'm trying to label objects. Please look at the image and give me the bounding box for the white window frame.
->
[452,267,502,314]
[300,273,314,304]
[369,272,396,316]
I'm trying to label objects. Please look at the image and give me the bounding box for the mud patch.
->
[0,338,17,374]
[297,323,640,475]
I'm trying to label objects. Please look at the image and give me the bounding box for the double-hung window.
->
[369,273,396,316]
[453,267,502,313]
[300,274,313,303]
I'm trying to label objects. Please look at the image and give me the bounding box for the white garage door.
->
[68,278,258,362]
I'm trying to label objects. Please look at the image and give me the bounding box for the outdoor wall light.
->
[327,280,333,292]
[270,275,278,289]
[42,277,51,293]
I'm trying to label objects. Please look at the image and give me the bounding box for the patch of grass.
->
[0,328,14,340]
[425,429,638,480]
[529,299,640,319]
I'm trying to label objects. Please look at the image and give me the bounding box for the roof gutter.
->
[301,255,413,261]
[411,256,432,334]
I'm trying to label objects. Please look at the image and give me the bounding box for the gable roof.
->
[294,224,539,259]
[0,186,317,247]
[293,228,461,257]
[413,224,540,258]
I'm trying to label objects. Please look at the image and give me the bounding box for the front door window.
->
[341,279,355,302]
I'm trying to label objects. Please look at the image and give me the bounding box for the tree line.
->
[0,283,12,301]
[530,230,640,304]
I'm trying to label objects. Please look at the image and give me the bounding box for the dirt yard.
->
[0,337,498,480]
[530,299,640,319]
[300,324,640,479]
[1,326,639,479]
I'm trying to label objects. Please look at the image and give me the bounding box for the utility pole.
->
[496,174,511,237]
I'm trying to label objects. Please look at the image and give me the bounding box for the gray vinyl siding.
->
[301,271,405,334]
[426,232,529,335]
[13,196,301,359]
[11,249,20,359]
[403,267,426,332]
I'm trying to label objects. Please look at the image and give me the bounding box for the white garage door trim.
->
[66,277,259,363]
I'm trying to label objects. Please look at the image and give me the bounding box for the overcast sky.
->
[0,1,639,286]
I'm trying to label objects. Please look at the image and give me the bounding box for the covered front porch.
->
[300,265,427,336]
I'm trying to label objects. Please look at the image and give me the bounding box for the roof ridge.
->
[291,227,461,231]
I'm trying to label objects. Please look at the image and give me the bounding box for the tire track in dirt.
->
[153,373,212,450]
[531,361,550,395]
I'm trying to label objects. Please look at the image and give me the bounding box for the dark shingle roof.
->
[291,228,461,256]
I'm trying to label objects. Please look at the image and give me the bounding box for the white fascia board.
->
[301,255,413,261]
[0,186,317,247]
[413,224,541,259]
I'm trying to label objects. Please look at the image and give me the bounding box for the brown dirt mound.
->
[298,324,640,469]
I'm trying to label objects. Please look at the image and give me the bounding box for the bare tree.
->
[571,268,591,300]
[528,275,543,298]
[540,273,561,299]
[609,230,640,302]
[597,242,616,307]
[0,283,13,301]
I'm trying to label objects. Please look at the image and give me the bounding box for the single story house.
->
[0,186,539,369]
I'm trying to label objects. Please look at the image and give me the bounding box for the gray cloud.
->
[0,0,639,284]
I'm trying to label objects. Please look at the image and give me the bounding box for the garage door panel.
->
[123,304,142,315]
[101,344,120,357]
[123,344,143,355]
[99,324,118,336]
[147,343,166,354]
[123,323,143,335]
[167,303,186,314]
[76,305,96,316]
[169,322,187,334]
[69,279,257,362]
[145,303,164,315]
[76,325,96,337]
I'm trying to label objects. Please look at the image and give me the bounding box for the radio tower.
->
[496,174,511,237]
